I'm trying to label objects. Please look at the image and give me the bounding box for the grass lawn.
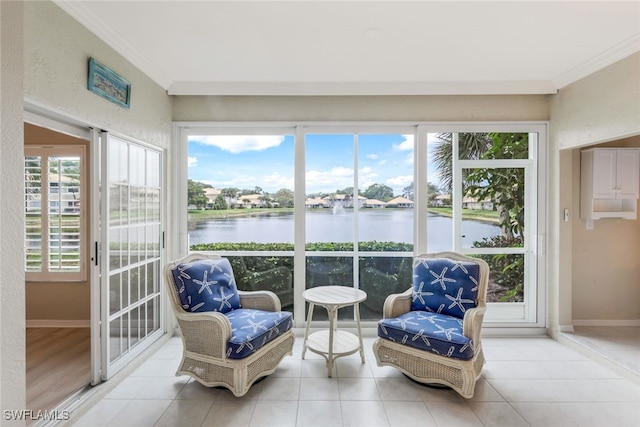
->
[428,207,500,223]
[188,207,293,220]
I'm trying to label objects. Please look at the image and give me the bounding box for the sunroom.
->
[1,1,639,425]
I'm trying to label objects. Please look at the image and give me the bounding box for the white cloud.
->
[405,152,414,165]
[306,167,354,193]
[387,174,413,187]
[188,156,197,167]
[367,153,379,160]
[393,135,414,152]
[210,172,293,193]
[191,135,284,154]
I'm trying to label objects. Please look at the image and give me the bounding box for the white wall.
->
[24,0,172,149]
[551,53,640,150]
[0,0,26,419]
[0,1,173,417]
[549,52,640,333]
[173,94,549,122]
[22,0,174,325]
[571,137,640,322]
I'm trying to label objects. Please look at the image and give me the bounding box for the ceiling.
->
[55,1,640,96]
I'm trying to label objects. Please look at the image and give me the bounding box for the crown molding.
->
[553,33,640,89]
[53,1,171,90]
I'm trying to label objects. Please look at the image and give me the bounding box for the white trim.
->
[559,324,575,333]
[573,319,640,327]
[177,120,549,328]
[26,320,90,328]
[553,33,640,90]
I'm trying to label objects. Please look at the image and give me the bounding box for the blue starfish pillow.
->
[171,257,241,313]
[411,257,480,318]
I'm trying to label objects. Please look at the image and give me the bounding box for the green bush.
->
[472,235,524,302]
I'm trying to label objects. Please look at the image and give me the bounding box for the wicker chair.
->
[373,252,489,398]
[164,253,295,397]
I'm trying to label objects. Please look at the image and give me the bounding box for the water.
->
[188,209,501,252]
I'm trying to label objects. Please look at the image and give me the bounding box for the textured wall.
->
[571,137,640,321]
[0,0,26,417]
[22,1,174,324]
[549,53,640,330]
[551,53,640,149]
[172,94,550,122]
[24,0,172,149]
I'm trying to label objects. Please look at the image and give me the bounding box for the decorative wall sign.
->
[87,57,131,109]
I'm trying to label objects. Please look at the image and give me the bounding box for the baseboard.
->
[572,319,640,327]
[26,319,90,328]
[559,324,575,333]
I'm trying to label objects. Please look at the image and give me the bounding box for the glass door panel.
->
[102,134,163,378]
[426,130,538,322]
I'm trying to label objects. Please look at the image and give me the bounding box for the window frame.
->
[176,121,547,330]
[24,144,87,282]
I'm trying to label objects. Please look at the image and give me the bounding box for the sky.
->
[187,133,442,196]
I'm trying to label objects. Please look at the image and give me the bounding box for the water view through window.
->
[187,129,537,322]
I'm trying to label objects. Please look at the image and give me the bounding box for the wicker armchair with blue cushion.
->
[164,253,295,397]
[373,252,489,398]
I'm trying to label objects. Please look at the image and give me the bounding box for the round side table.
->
[301,285,367,377]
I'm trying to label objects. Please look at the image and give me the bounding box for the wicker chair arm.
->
[382,288,413,318]
[238,290,281,312]
[462,306,486,343]
[173,310,232,359]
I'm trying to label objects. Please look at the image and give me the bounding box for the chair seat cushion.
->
[377,311,475,360]
[225,309,293,359]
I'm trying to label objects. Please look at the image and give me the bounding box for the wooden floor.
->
[26,328,91,414]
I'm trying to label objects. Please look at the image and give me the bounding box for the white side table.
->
[301,286,367,377]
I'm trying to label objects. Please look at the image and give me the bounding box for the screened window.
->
[25,146,86,281]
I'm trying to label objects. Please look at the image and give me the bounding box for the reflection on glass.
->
[226,255,294,310]
[359,256,412,320]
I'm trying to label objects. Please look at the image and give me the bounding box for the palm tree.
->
[431,132,492,193]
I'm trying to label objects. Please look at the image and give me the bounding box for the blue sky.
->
[188,133,441,196]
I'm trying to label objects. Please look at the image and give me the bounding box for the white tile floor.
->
[66,331,640,427]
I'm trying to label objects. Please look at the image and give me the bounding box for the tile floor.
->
[559,326,640,379]
[65,331,640,427]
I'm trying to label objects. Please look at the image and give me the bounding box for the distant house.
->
[237,194,275,208]
[203,187,237,208]
[363,199,387,209]
[386,196,414,208]
[462,196,493,210]
[305,198,328,208]
[433,194,451,207]
[322,194,366,209]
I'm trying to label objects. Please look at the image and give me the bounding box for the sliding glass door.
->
[101,133,164,378]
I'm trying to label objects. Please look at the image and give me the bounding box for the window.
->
[181,122,546,327]
[25,145,86,281]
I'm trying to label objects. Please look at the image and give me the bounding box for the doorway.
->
[24,122,91,414]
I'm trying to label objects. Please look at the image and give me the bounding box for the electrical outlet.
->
[586,219,594,230]
[564,208,569,222]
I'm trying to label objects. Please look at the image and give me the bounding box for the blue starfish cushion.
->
[377,311,474,360]
[225,309,293,359]
[411,257,480,319]
[171,257,241,313]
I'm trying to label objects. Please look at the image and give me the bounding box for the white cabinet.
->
[580,148,639,220]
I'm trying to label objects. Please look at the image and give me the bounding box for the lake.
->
[188,209,501,252]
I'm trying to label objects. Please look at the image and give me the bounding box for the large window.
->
[182,123,545,327]
[25,145,86,281]
[187,133,295,310]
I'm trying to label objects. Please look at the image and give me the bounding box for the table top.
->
[302,286,367,306]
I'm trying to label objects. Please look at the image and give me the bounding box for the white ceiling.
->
[55,0,640,96]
